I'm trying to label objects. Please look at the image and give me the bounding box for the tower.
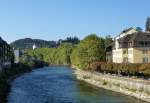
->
[33,44,36,50]
[146,17,150,32]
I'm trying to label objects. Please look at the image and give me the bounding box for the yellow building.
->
[112,28,150,63]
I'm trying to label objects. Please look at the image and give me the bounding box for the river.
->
[8,66,147,103]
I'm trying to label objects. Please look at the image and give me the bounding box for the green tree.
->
[54,43,73,65]
[104,35,113,48]
[71,34,105,69]
[24,43,74,65]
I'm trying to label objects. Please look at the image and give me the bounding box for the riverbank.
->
[8,66,145,103]
[0,61,46,103]
[0,63,32,103]
[73,68,150,103]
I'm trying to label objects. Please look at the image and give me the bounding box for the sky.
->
[0,0,150,43]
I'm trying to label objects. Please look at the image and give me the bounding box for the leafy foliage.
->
[62,37,80,44]
[104,35,113,48]
[71,34,105,69]
[23,43,74,65]
[23,34,106,69]
[90,62,150,78]
[10,37,80,50]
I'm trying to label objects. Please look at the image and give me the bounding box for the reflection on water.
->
[8,66,147,103]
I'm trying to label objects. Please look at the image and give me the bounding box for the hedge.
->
[90,62,150,78]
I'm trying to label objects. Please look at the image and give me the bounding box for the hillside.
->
[10,37,80,50]
[10,38,57,49]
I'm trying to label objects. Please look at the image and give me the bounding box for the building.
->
[33,44,37,50]
[107,27,150,63]
[112,28,138,63]
[0,37,14,69]
[14,49,20,63]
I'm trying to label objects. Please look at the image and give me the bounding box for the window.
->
[139,42,150,47]
[123,50,127,54]
[145,42,148,46]
[143,50,148,54]
[139,42,144,46]
[143,57,148,63]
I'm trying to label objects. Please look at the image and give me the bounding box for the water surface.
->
[8,66,147,103]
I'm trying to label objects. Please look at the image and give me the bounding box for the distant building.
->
[14,49,20,63]
[33,44,37,50]
[0,37,14,69]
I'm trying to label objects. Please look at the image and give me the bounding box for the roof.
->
[120,27,134,34]
[118,34,134,43]
[116,27,137,38]
[132,32,150,42]
[118,32,150,43]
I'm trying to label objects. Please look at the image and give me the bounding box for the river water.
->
[8,66,147,103]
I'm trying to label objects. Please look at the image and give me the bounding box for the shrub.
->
[90,62,105,71]
[90,62,150,78]
[139,64,150,76]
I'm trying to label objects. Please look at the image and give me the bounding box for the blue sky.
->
[0,0,150,43]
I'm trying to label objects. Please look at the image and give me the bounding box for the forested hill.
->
[10,37,80,50]
[10,38,57,49]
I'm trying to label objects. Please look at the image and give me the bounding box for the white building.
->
[112,28,138,63]
[14,49,20,63]
[33,44,37,50]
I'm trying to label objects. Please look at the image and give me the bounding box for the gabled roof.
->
[118,32,150,43]
[132,32,150,42]
[116,27,138,38]
[120,27,134,34]
[118,34,134,43]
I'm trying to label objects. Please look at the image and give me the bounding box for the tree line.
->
[11,37,80,50]
[21,34,150,78]
[21,34,111,68]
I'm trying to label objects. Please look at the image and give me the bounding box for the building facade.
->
[106,28,150,63]
[0,37,14,69]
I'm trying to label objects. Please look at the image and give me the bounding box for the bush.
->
[139,64,150,76]
[90,62,105,71]
[90,62,150,78]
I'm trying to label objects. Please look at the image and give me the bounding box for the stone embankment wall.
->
[74,69,150,103]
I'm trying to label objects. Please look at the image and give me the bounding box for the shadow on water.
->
[8,66,148,103]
